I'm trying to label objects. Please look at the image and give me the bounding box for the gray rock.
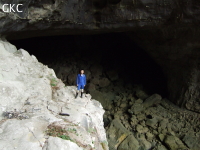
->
[145,117,158,129]
[182,134,200,150]
[129,98,151,114]
[120,103,127,108]
[90,64,103,77]
[137,113,146,121]
[90,90,115,109]
[143,94,162,108]
[118,134,140,150]
[87,83,96,92]
[0,118,48,150]
[135,99,144,104]
[158,134,165,142]
[140,120,146,127]
[99,78,110,87]
[130,115,138,127]
[106,70,119,81]
[136,133,151,150]
[90,77,99,85]
[106,118,131,150]
[136,124,144,133]
[164,135,188,150]
[154,144,168,150]
[131,103,144,114]
[152,130,158,135]
[135,90,149,100]
[46,136,82,150]
[146,132,154,141]
[143,127,149,133]
[159,119,168,130]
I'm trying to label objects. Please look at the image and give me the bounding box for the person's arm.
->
[84,75,86,86]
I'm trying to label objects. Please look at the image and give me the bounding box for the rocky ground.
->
[0,39,109,150]
[46,53,200,150]
[105,91,200,150]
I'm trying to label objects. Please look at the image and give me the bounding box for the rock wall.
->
[128,27,200,113]
[0,39,109,150]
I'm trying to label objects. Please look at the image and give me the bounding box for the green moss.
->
[100,141,108,150]
[47,74,58,87]
[59,135,73,141]
[88,127,95,133]
[45,125,74,142]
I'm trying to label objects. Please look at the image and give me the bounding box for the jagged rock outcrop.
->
[0,39,109,150]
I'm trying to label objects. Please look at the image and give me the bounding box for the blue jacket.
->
[76,74,86,85]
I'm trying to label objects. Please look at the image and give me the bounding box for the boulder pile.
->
[105,89,200,150]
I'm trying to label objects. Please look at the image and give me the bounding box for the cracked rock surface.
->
[0,38,109,150]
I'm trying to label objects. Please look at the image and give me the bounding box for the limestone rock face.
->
[45,136,83,150]
[0,39,109,150]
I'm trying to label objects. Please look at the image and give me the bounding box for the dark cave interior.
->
[9,32,169,98]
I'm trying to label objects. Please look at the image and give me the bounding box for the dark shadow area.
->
[9,32,169,98]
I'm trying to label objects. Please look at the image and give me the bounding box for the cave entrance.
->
[9,33,169,98]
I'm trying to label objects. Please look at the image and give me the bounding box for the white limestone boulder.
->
[0,39,109,150]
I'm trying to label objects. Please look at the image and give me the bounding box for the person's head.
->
[80,69,84,74]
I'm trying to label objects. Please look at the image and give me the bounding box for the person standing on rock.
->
[75,69,86,98]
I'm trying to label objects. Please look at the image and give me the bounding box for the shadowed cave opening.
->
[9,33,169,98]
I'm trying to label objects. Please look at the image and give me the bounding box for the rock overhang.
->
[0,0,199,39]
